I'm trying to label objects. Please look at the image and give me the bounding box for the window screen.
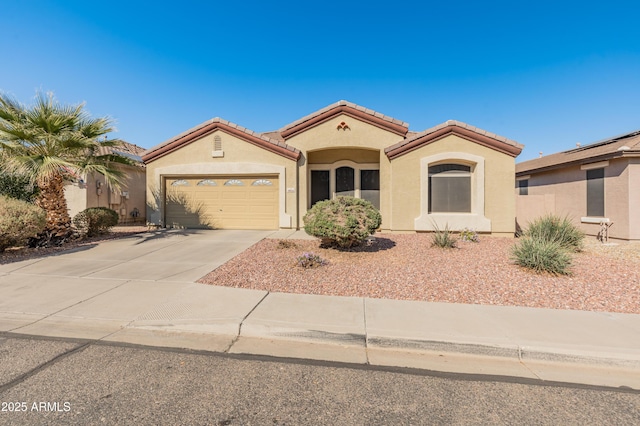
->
[428,164,471,213]
[310,170,330,206]
[586,168,604,217]
[518,179,528,196]
[360,169,380,209]
[335,166,355,197]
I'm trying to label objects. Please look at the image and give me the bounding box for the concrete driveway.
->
[0,229,272,282]
[0,229,274,344]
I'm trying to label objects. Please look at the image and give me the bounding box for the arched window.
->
[251,179,273,186]
[428,164,471,213]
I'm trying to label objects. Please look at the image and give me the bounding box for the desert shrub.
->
[459,228,479,243]
[524,214,584,252]
[303,196,382,248]
[431,223,457,249]
[296,252,328,269]
[0,195,46,252]
[511,236,572,275]
[73,207,119,237]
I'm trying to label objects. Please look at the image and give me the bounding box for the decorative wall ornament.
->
[336,121,350,130]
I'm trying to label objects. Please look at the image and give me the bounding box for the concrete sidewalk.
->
[1,229,639,390]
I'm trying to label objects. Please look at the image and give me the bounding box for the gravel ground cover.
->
[198,234,640,314]
[3,228,638,314]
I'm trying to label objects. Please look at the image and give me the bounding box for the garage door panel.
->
[165,175,278,229]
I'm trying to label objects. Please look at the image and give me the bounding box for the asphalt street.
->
[1,335,638,425]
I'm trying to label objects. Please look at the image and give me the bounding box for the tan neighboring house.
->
[516,129,640,241]
[64,141,147,224]
[142,101,523,236]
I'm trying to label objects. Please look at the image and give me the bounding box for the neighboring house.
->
[516,129,640,241]
[143,101,523,235]
[64,141,147,224]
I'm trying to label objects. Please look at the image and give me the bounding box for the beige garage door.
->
[165,176,279,229]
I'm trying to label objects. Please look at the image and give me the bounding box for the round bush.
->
[0,195,46,252]
[73,207,119,237]
[511,236,572,275]
[303,196,382,248]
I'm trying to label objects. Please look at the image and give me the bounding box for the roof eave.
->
[280,105,409,139]
[516,151,640,176]
[385,126,523,160]
[143,121,300,163]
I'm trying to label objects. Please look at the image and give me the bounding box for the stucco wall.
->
[517,158,636,240]
[629,159,640,240]
[390,134,517,235]
[145,129,297,228]
[64,165,146,224]
[285,114,404,230]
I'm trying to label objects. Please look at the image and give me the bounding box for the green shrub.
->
[524,214,584,252]
[73,207,119,237]
[0,195,46,252]
[303,196,382,248]
[0,172,39,203]
[511,237,572,275]
[431,223,457,249]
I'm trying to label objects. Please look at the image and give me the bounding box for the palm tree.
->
[0,92,129,244]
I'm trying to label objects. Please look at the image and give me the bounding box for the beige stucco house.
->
[65,142,147,224]
[143,101,523,236]
[516,129,640,241]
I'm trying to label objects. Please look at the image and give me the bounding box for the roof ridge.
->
[403,120,521,148]
[144,117,299,158]
[278,100,409,133]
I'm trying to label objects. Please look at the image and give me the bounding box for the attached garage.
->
[165,175,279,229]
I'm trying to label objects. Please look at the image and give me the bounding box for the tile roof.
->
[516,129,640,175]
[96,141,146,164]
[278,100,410,138]
[143,117,301,163]
[385,120,523,159]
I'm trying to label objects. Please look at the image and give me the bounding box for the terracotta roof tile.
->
[516,129,640,174]
[278,100,410,137]
[143,117,300,163]
[96,141,146,165]
[385,120,523,159]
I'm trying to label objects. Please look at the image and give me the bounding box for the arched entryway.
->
[307,148,380,209]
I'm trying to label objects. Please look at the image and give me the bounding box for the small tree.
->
[303,196,381,248]
[0,92,130,245]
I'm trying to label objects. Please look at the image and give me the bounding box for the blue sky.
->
[2,1,639,161]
